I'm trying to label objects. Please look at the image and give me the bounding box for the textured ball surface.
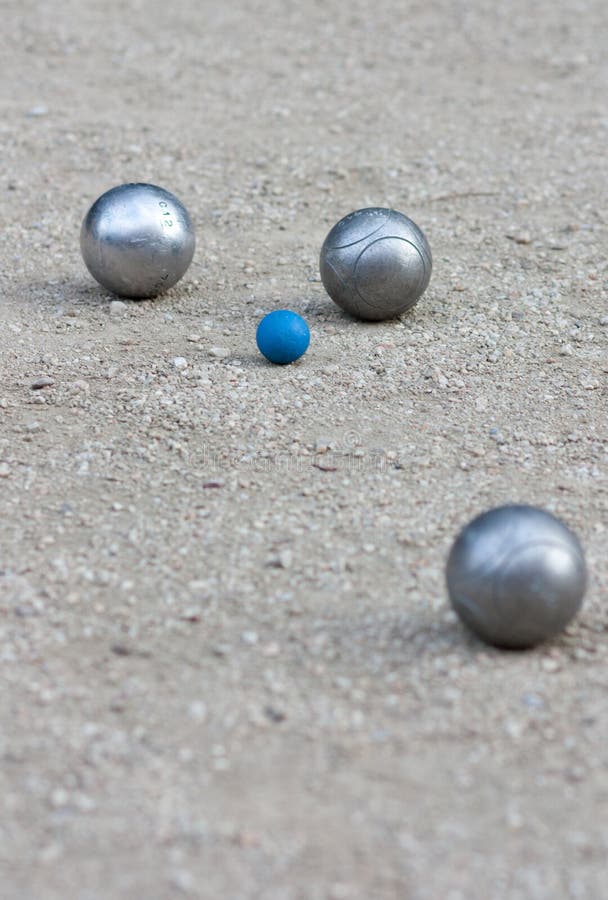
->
[446,505,587,649]
[319,207,432,321]
[256,310,310,365]
[81,183,195,299]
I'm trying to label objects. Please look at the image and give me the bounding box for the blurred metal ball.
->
[80,183,195,299]
[446,505,587,649]
[319,207,432,321]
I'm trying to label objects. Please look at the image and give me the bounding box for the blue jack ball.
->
[256,310,310,365]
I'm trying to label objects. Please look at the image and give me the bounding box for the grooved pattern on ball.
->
[324,208,392,250]
[353,237,426,311]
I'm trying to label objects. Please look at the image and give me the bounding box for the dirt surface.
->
[1,1,607,898]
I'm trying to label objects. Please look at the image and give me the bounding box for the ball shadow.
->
[24,276,173,312]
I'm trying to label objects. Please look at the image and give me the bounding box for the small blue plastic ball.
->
[256,310,310,365]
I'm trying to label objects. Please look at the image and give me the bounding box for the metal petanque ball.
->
[319,207,432,321]
[446,505,587,649]
[80,183,195,299]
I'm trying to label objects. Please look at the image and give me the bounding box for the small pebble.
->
[187,701,208,722]
[168,869,196,895]
[267,549,293,569]
[30,377,54,390]
[541,658,561,673]
[521,692,545,710]
[38,843,63,864]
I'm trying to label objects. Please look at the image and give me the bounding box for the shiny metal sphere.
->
[446,505,587,649]
[319,207,432,321]
[80,183,195,299]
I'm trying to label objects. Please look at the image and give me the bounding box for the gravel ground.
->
[1,1,607,898]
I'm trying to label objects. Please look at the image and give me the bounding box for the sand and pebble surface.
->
[1,1,607,897]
